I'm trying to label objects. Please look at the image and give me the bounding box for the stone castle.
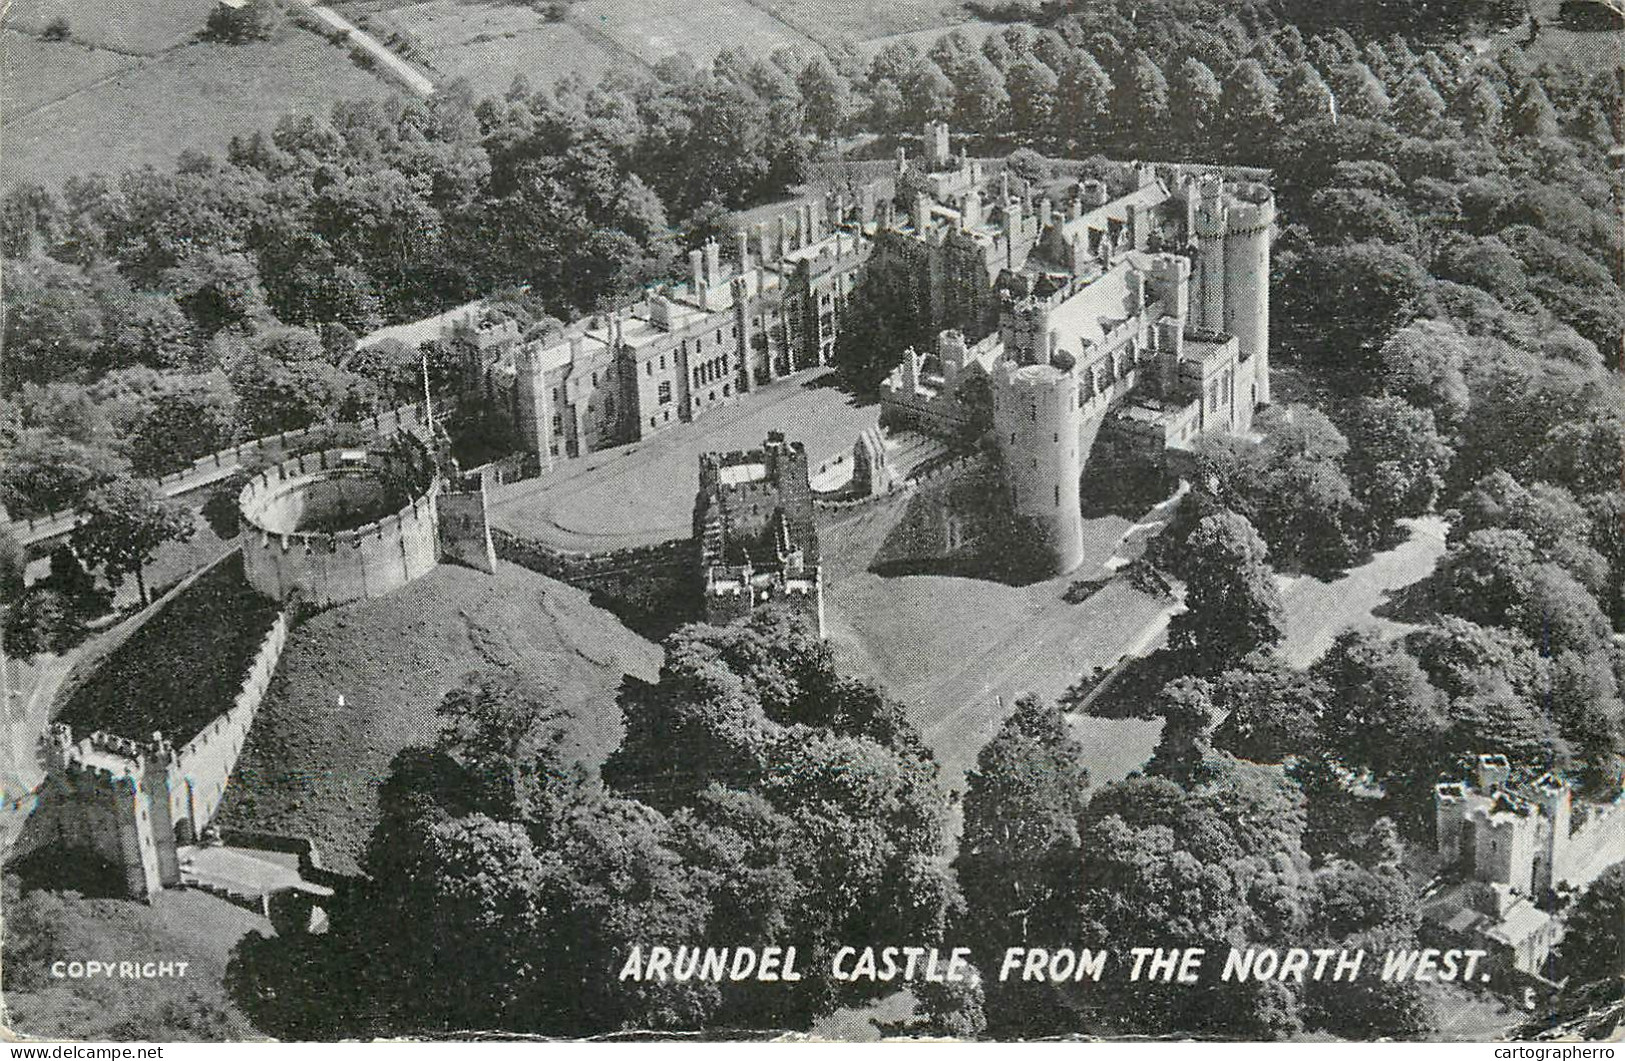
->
[238,432,496,609]
[17,431,501,900]
[880,126,1274,575]
[1425,754,1625,979]
[488,122,1275,578]
[25,600,290,899]
[505,199,869,467]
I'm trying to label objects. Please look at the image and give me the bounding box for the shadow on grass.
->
[8,845,132,900]
[1064,646,1190,720]
[1371,571,1445,625]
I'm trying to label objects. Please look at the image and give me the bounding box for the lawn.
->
[347,0,615,94]
[215,562,661,874]
[2,27,392,191]
[337,0,985,93]
[820,478,1173,789]
[1,30,137,117]
[1273,516,1449,668]
[1,882,265,1041]
[0,0,212,55]
[487,369,881,550]
[858,18,1000,57]
[572,0,820,65]
[55,552,280,746]
[727,0,976,49]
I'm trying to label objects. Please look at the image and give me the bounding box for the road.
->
[1274,516,1448,667]
[0,650,75,849]
[293,1,436,97]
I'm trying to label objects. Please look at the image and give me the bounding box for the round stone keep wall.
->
[238,448,440,608]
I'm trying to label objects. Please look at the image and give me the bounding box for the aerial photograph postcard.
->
[0,0,1621,1045]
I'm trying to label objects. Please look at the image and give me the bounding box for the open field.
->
[1,31,135,115]
[752,0,974,46]
[856,17,1000,57]
[572,0,819,67]
[820,481,1175,789]
[333,0,987,97]
[0,0,212,55]
[215,563,661,874]
[343,0,615,93]
[3,27,392,191]
[488,369,881,550]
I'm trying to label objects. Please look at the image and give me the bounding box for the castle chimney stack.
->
[704,240,720,285]
[689,248,704,292]
[735,229,750,273]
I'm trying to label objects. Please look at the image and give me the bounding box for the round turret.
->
[992,361,1085,575]
[1223,187,1274,405]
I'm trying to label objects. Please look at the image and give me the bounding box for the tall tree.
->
[1168,512,1286,673]
[1118,50,1171,138]
[1340,395,1452,529]
[1170,57,1224,143]
[1279,61,1334,125]
[1312,629,1448,796]
[70,476,196,604]
[1005,59,1060,142]
[1551,861,1625,988]
[797,54,850,143]
[956,695,1090,947]
[1057,50,1114,144]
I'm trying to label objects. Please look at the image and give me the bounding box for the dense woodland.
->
[2,0,1624,1042]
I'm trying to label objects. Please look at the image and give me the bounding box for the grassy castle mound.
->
[214,562,662,874]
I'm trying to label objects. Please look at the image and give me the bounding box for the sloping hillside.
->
[56,552,279,745]
[215,562,661,874]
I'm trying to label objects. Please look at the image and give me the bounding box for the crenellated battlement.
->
[237,437,445,607]
[1225,195,1275,235]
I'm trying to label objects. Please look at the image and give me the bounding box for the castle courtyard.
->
[487,368,880,551]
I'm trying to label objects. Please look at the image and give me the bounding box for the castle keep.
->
[20,431,501,901]
[238,434,496,608]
